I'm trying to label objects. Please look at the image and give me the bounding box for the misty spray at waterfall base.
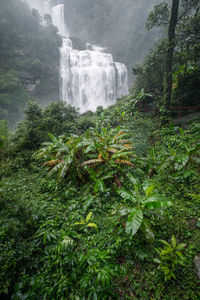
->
[26,0,128,113]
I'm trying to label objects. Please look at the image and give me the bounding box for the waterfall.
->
[27,0,128,113]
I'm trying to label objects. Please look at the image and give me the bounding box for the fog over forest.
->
[26,0,162,79]
[0,0,164,125]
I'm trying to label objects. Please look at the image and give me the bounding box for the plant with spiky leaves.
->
[35,127,136,187]
[81,126,136,189]
[82,126,135,168]
[34,132,89,182]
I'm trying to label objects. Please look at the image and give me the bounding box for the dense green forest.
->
[0,0,61,126]
[0,0,200,299]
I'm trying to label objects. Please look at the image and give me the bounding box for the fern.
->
[81,159,103,167]
[115,159,135,167]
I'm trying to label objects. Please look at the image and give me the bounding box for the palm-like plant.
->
[82,126,135,168]
[35,133,88,182]
[35,127,136,185]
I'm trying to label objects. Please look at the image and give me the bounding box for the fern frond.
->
[48,133,58,143]
[76,140,91,149]
[107,148,118,154]
[57,164,68,182]
[115,159,135,167]
[49,161,65,176]
[123,144,133,149]
[98,153,102,160]
[117,140,131,144]
[43,159,62,166]
[114,131,125,139]
[84,142,96,154]
[191,157,200,164]
[112,151,133,159]
[114,131,130,141]
[81,159,103,167]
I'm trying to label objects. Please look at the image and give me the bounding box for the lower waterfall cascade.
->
[26,0,129,113]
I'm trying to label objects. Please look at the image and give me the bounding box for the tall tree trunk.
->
[165,0,180,109]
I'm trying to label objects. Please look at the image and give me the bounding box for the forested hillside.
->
[133,0,200,109]
[1,99,200,299]
[0,0,61,126]
[0,0,200,299]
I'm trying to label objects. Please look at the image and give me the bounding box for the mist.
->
[0,0,162,124]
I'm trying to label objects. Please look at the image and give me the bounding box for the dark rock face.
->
[194,253,200,279]
[19,71,39,94]
[19,69,59,103]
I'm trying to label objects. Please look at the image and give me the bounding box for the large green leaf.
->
[112,150,134,159]
[126,172,138,185]
[48,132,58,143]
[143,184,155,197]
[119,208,131,216]
[141,196,171,209]
[87,223,98,228]
[117,189,134,201]
[126,208,143,235]
[142,219,154,241]
[174,154,189,170]
[86,212,93,223]
[94,179,106,194]
[57,164,68,182]
[49,161,65,176]
[84,142,96,154]
[171,235,176,248]
[159,156,175,171]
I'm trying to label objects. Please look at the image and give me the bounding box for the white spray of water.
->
[26,0,128,112]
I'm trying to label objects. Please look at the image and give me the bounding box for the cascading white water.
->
[51,4,68,37]
[27,0,128,112]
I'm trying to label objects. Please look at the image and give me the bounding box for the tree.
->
[13,102,79,152]
[165,0,180,109]
[143,0,200,108]
[132,40,167,96]
[0,0,61,126]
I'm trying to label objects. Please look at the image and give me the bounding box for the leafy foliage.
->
[35,126,136,188]
[0,0,200,298]
[118,178,171,239]
[133,0,200,108]
[0,0,61,125]
[13,101,79,151]
[0,111,200,299]
[155,235,186,281]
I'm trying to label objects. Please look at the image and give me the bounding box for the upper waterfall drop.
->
[51,4,68,37]
[26,0,128,113]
